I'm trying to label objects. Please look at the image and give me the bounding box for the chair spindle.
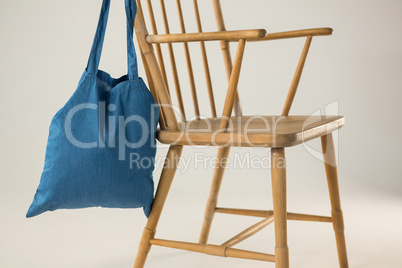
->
[193,0,217,118]
[176,0,201,120]
[160,0,187,122]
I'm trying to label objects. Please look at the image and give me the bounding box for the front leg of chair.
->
[321,134,349,268]
[199,146,231,244]
[271,148,289,268]
[133,145,183,268]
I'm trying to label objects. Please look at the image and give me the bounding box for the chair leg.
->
[271,148,289,268]
[321,134,349,268]
[133,145,183,268]
[199,146,231,244]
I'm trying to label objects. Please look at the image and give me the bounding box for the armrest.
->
[247,28,333,41]
[145,29,267,44]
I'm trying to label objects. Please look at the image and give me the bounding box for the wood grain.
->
[157,115,344,147]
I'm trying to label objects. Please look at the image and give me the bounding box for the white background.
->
[1,0,401,267]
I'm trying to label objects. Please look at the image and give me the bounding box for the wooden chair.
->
[133,0,348,267]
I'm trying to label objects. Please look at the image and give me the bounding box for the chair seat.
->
[157,115,344,147]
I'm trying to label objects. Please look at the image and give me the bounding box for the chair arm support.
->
[145,29,267,44]
[247,27,333,42]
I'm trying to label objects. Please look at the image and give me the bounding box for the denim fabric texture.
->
[26,0,158,218]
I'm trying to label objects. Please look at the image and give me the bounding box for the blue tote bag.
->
[27,0,158,218]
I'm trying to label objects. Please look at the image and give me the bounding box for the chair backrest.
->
[135,0,242,130]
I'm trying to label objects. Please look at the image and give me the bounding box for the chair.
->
[133,0,348,267]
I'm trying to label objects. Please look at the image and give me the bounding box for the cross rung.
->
[222,215,274,248]
[150,238,275,262]
[215,207,332,222]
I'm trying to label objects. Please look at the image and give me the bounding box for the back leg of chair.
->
[271,148,289,268]
[199,146,231,244]
[134,145,183,268]
[321,133,349,268]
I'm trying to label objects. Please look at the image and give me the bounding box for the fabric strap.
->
[87,0,138,80]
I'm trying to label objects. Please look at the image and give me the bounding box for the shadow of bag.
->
[27,0,159,218]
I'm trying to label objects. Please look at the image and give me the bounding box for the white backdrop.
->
[1,0,401,267]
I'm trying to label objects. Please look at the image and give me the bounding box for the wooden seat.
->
[158,115,344,147]
[133,0,349,267]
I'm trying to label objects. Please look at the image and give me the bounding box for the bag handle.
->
[86,0,138,80]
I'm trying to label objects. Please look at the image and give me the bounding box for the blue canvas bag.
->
[26,0,158,218]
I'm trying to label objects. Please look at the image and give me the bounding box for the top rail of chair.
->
[145,29,267,43]
[247,28,333,41]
